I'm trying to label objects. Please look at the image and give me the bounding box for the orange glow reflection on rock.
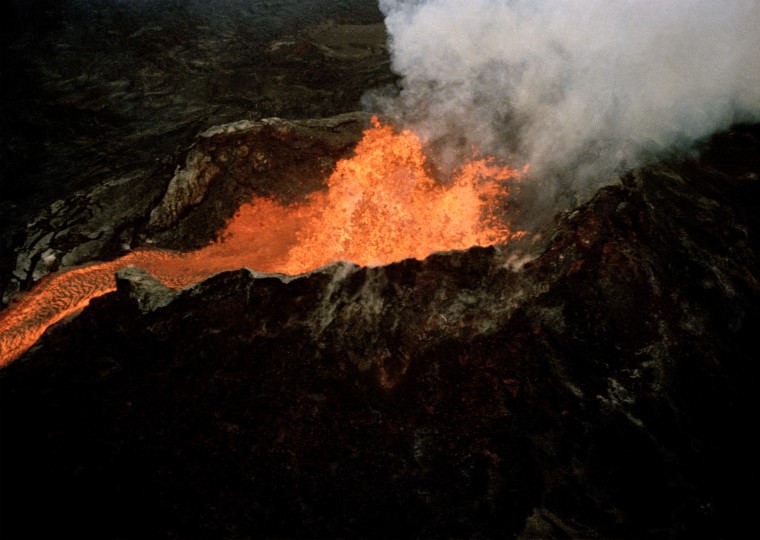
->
[0,117,523,366]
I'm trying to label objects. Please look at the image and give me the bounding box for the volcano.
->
[2,2,760,539]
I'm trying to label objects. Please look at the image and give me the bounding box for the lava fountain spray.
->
[0,118,523,366]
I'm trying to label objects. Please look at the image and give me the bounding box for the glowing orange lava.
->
[0,118,523,366]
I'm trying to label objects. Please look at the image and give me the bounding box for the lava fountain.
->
[0,118,524,366]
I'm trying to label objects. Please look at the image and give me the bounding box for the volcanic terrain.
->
[1,1,759,538]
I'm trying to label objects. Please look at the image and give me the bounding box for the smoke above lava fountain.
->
[368,0,760,208]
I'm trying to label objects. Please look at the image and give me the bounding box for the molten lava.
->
[0,118,523,366]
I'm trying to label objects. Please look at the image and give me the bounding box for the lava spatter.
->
[0,118,523,366]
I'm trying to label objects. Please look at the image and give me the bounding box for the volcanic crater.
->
[2,2,759,539]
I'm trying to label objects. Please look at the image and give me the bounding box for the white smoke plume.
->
[369,0,760,208]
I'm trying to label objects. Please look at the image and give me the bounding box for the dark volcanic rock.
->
[1,112,370,305]
[0,0,391,304]
[1,126,759,539]
[145,111,371,249]
[0,0,389,216]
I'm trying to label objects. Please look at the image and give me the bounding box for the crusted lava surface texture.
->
[1,126,759,538]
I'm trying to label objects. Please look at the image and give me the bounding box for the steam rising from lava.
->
[370,0,760,199]
[0,118,522,366]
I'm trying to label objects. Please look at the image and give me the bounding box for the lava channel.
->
[0,117,524,366]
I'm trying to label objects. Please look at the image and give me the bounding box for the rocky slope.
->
[1,125,758,538]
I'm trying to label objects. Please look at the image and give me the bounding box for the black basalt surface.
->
[1,126,759,538]
[0,0,392,303]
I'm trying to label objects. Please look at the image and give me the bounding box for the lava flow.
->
[0,118,524,366]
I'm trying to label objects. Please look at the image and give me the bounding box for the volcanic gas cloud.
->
[0,118,523,366]
[374,0,760,191]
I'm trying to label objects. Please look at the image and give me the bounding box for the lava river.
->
[0,118,524,366]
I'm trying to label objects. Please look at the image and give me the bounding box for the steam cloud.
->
[369,0,760,207]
